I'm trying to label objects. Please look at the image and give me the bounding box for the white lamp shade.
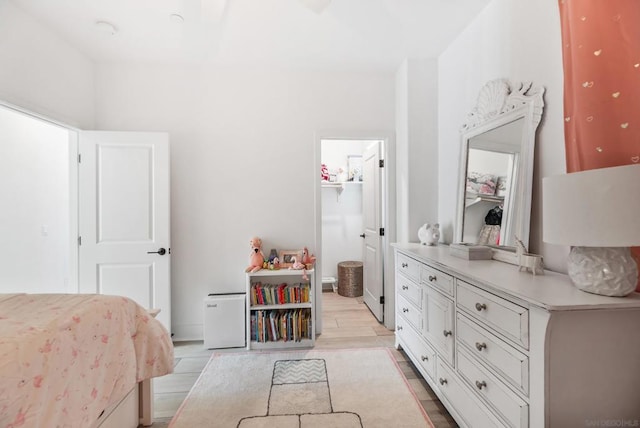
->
[542,164,640,247]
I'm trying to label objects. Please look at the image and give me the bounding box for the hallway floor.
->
[152,291,457,427]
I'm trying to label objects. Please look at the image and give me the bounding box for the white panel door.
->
[79,131,171,333]
[362,141,383,321]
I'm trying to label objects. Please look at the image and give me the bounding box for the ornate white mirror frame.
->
[454,79,545,264]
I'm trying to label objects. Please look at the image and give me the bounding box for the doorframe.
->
[0,100,80,293]
[313,130,397,333]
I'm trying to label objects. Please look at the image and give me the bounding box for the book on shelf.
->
[250,282,311,305]
[249,308,313,343]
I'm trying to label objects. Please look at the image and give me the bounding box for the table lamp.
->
[542,164,640,297]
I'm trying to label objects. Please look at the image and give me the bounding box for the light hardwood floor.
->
[152,291,457,427]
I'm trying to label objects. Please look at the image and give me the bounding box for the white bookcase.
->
[246,268,315,350]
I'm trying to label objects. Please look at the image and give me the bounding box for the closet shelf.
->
[321,181,363,188]
[321,182,344,189]
[322,181,363,201]
[466,194,504,207]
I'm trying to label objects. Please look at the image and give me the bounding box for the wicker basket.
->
[337,261,364,297]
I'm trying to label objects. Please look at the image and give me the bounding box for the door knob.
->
[359,233,365,238]
[147,248,167,256]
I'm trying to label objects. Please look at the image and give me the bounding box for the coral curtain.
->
[558,0,640,290]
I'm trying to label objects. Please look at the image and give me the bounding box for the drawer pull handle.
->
[475,380,487,390]
[402,308,409,313]
[439,378,447,385]
[475,302,487,311]
[397,326,403,331]
[402,285,409,290]
[475,342,487,351]
[443,330,452,337]
[421,355,429,362]
[428,275,436,282]
[402,263,408,268]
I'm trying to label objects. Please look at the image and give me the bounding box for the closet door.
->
[78,131,171,333]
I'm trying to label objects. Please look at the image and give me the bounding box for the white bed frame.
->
[92,379,153,428]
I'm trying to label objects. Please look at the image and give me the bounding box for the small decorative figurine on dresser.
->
[245,237,265,273]
[418,223,440,246]
[515,236,544,275]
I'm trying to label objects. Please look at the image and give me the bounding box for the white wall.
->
[438,0,568,272]
[94,65,395,339]
[0,1,95,129]
[0,106,72,293]
[468,149,510,177]
[395,59,439,244]
[320,140,370,282]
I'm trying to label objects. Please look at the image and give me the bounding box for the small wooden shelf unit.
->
[246,268,315,350]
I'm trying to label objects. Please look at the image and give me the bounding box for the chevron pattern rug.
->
[169,348,433,428]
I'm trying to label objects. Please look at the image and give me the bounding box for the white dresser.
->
[393,243,640,428]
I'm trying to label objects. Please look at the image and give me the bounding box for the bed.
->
[0,293,174,428]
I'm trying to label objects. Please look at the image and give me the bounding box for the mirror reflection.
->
[462,118,523,248]
[454,79,545,259]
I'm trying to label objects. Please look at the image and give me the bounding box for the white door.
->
[79,131,171,333]
[362,141,384,321]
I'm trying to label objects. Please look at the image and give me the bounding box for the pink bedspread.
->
[0,294,174,428]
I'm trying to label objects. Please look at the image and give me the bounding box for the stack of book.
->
[250,309,312,343]
[250,282,311,305]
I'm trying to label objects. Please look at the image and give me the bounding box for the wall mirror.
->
[454,79,544,263]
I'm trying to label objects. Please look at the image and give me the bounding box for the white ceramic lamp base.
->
[567,247,638,297]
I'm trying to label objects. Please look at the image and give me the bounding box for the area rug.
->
[169,348,434,428]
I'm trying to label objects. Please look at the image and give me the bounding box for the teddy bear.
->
[245,237,265,273]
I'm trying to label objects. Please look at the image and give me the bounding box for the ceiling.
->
[12,0,490,71]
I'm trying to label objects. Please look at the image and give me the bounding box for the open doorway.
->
[320,139,369,287]
[0,102,78,293]
[315,135,394,329]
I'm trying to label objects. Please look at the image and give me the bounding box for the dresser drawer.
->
[421,264,454,297]
[397,253,421,282]
[424,286,455,366]
[437,360,505,428]
[457,314,529,395]
[457,348,528,428]
[397,294,422,332]
[457,281,529,349]
[396,273,422,308]
[396,317,436,380]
